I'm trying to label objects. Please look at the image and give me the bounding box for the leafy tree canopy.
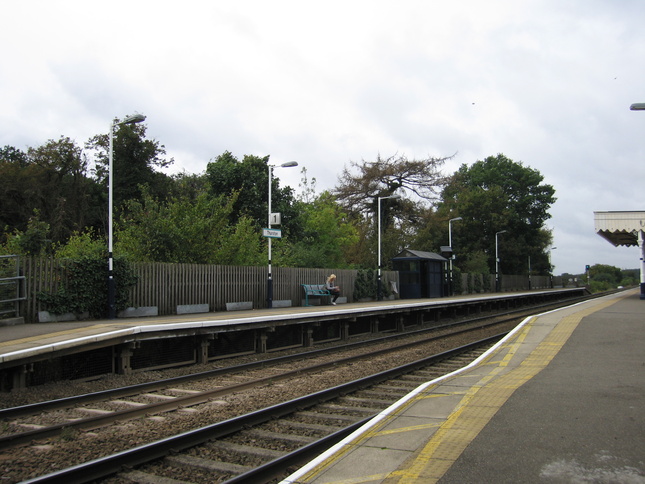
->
[205,152,300,236]
[438,153,556,275]
[86,117,174,211]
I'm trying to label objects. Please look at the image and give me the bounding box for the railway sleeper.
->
[293,410,360,424]
[337,396,393,407]
[276,419,344,434]
[165,453,253,476]
[240,428,317,445]
[397,374,435,383]
[121,469,193,484]
[208,440,284,460]
[356,388,410,399]
[315,403,384,416]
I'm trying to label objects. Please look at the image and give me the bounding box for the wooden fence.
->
[17,259,398,323]
[14,257,564,324]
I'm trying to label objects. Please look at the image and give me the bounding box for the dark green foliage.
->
[38,256,137,319]
[473,273,483,293]
[353,269,377,300]
[482,273,492,292]
[451,267,463,295]
[439,153,556,276]
[205,152,300,237]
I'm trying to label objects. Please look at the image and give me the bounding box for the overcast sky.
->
[2,1,644,275]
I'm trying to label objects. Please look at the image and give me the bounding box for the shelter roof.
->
[392,249,448,261]
[594,211,645,247]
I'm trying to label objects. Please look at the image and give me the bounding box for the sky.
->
[2,0,644,275]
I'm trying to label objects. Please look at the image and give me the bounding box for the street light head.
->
[280,161,298,168]
[450,217,463,222]
[379,194,401,200]
[121,114,147,125]
[630,103,645,111]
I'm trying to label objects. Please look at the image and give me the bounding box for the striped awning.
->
[594,211,645,247]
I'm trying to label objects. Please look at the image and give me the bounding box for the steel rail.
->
[0,290,594,420]
[0,318,507,449]
[21,334,504,484]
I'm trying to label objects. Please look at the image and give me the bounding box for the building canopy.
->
[594,211,645,247]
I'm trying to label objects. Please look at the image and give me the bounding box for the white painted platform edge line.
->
[278,314,542,484]
[278,294,608,484]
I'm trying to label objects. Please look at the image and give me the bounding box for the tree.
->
[0,140,102,246]
[288,191,359,268]
[86,117,174,213]
[439,154,556,275]
[115,187,266,265]
[205,152,301,236]
[334,153,450,217]
[333,153,451,268]
[28,137,102,241]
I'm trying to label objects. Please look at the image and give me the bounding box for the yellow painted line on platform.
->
[392,297,622,484]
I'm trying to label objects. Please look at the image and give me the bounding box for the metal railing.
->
[0,255,26,320]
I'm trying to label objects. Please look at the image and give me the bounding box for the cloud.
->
[2,0,644,273]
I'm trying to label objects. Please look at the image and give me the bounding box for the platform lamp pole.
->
[267,161,298,308]
[377,195,400,300]
[629,102,645,299]
[108,114,146,319]
[495,230,507,292]
[549,246,557,288]
[448,217,462,295]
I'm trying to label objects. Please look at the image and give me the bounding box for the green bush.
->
[451,268,463,295]
[38,256,137,319]
[473,273,483,293]
[354,269,376,300]
[482,273,492,292]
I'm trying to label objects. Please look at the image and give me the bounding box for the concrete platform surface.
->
[281,288,644,484]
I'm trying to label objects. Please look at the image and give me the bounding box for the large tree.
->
[0,140,102,247]
[205,152,301,237]
[86,117,174,214]
[288,191,359,268]
[439,153,556,275]
[333,153,451,268]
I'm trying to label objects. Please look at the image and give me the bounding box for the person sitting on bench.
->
[326,274,340,305]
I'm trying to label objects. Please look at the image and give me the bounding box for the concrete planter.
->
[226,301,253,311]
[38,311,89,323]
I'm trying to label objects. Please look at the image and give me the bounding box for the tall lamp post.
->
[108,113,146,319]
[495,230,507,292]
[377,194,400,300]
[267,161,298,308]
[448,217,462,295]
[629,102,645,299]
[549,246,557,288]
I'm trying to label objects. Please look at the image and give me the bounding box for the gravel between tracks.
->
[0,323,514,483]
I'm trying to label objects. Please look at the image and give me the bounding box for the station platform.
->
[0,289,584,369]
[280,288,644,484]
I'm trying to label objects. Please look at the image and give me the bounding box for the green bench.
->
[301,284,332,306]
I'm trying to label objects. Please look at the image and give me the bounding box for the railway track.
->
[23,336,501,484]
[2,293,605,483]
[0,314,507,450]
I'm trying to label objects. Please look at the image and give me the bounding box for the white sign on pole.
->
[270,213,281,225]
[263,228,282,238]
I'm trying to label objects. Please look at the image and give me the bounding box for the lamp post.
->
[377,194,400,300]
[448,217,462,295]
[629,102,645,299]
[549,246,557,288]
[495,230,507,292]
[108,114,146,319]
[267,161,298,308]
